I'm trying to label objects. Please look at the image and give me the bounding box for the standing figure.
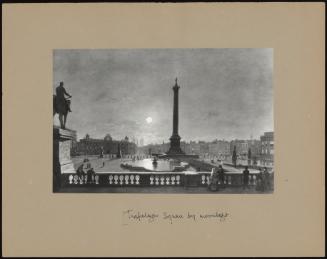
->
[256,168,264,192]
[209,167,219,192]
[53,81,72,129]
[263,167,270,191]
[217,165,225,187]
[242,166,250,190]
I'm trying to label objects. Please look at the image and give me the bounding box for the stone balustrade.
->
[61,171,272,189]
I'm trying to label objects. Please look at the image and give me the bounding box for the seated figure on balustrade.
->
[86,168,96,184]
[76,163,85,177]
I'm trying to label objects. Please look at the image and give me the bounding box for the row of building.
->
[139,131,274,167]
[71,134,137,157]
[71,131,274,167]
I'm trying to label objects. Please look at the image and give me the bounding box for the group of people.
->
[241,166,272,191]
[209,165,272,192]
[76,158,97,184]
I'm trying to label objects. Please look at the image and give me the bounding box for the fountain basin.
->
[121,158,194,172]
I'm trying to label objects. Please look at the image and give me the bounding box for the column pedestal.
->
[167,134,184,155]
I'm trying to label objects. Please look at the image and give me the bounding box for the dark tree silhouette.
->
[248,148,252,165]
[232,146,237,167]
[116,143,121,158]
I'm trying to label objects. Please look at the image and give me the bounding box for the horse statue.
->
[53,94,71,129]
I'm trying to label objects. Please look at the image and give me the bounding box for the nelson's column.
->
[167,78,185,155]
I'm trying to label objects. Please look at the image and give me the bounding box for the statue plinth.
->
[167,134,184,155]
[53,127,76,192]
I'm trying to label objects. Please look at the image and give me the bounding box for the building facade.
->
[208,140,230,156]
[260,131,274,167]
[71,134,137,157]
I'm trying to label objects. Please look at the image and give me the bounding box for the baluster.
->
[114,175,118,185]
[125,175,129,185]
[201,175,205,184]
[150,176,154,185]
[69,175,73,184]
[84,175,87,184]
[73,175,79,184]
[228,175,232,185]
[253,175,257,186]
[95,175,99,184]
[109,175,113,185]
[166,176,170,185]
[155,176,159,185]
[79,175,84,184]
[171,176,175,185]
[135,175,140,185]
[206,176,210,185]
[119,175,124,185]
[176,175,180,185]
[130,175,135,185]
[160,176,165,185]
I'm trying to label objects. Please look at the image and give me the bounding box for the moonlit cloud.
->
[53,49,273,144]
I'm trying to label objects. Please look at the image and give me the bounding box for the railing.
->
[61,171,273,190]
[63,172,185,187]
[72,154,154,159]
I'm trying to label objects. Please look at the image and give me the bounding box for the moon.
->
[146,117,153,124]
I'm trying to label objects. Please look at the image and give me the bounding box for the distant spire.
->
[175,77,178,85]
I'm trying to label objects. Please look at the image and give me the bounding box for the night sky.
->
[53,49,273,144]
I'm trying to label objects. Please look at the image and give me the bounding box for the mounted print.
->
[53,48,274,193]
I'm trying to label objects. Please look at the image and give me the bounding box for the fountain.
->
[121,157,194,172]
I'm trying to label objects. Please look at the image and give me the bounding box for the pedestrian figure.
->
[243,166,250,190]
